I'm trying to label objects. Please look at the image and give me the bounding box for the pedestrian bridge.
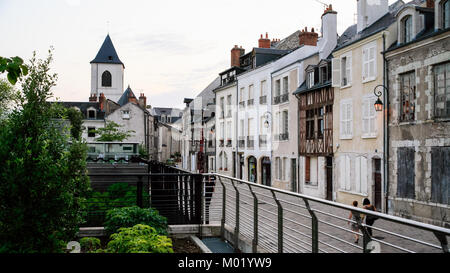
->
[85,161,450,253]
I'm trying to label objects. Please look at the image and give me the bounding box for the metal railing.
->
[203,173,450,253]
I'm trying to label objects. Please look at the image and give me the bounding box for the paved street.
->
[206,178,445,253]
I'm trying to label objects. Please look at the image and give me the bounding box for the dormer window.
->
[308,71,315,88]
[108,56,113,60]
[403,15,413,43]
[87,108,96,119]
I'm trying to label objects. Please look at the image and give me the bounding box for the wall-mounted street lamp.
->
[263,111,272,128]
[373,85,387,112]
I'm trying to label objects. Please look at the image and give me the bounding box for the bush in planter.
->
[80,237,101,253]
[106,224,173,253]
[104,206,168,236]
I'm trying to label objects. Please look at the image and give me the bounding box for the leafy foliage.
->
[106,224,173,253]
[0,79,19,119]
[0,56,29,85]
[138,143,149,158]
[94,121,134,142]
[104,206,168,236]
[80,237,101,253]
[0,50,90,253]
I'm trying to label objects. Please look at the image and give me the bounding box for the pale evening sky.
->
[0,0,398,109]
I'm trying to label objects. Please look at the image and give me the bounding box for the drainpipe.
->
[382,33,390,214]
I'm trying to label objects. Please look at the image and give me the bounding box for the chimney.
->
[320,4,338,59]
[299,27,319,46]
[89,93,97,102]
[258,33,271,48]
[426,0,435,8]
[99,93,106,111]
[357,0,388,33]
[139,93,147,109]
[231,45,245,67]
[127,88,138,104]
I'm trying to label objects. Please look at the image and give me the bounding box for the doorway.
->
[248,156,257,183]
[262,157,271,187]
[291,158,297,192]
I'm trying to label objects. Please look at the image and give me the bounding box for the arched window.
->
[402,16,413,43]
[102,70,112,87]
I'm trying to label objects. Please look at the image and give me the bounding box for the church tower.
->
[90,34,125,103]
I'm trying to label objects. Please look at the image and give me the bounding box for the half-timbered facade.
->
[295,58,334,200]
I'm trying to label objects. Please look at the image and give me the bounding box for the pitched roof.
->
[90,34,124,67]
[117,85,136,106]
[59,101,105,120]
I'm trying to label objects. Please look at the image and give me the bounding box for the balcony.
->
[247,136,254,148]
[259,135,267,147]
[273,93,289,105]
[219,139,224,147]
[260,95,267,105]
[239,101,245,108]
[238,137,245,148]
[226,139,232,147]
[278,133,289,141]
[247,99,254,106]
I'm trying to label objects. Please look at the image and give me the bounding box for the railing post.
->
[271,190,283,253]
[218,177,226,241]
[433,232,449,253]
[231,180,240,251]
[136,175,143,208]
[353,211,371,253]
[303,199,318,253]
[247,184,258,253]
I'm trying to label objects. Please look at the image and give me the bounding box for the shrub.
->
[80,237,101,253]
[104,206,168,236]
[106,224,173,253]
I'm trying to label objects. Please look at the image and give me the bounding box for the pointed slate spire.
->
[117,85,137,106]
[90,34,124,68]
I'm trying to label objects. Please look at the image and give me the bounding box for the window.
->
[283,157,288,181]
[355,156,368,194]
[340,99,353,139]
[362,96,377,137]
[444,0,450,29]
[226,121,232,140]
[434,62,450,118]
[260,80,267,96]
[101,70,112,87]
[248,85,254,106]
[227,95,232,117]
[403,16,413,43]
[276,157,282,180]
[248,118,253,137]
[397,147,415,199]
[431,147,449,205]
[88,127,96,138]
[308,71,315,88]
[306,109,315,139]
[220,97,225,118]
[282,111,288,136]
[399,71,416,122]
[339,53,352,87]
[317,107,324,139]
[240,120,244,137]
[282,77,289,94]
[340,155,351,191]
[275,80,281,97]
[305,157,318,186]
[223,153,228,170]
[122,110,130,119]
[362,43,377,82]
[88,109,96,119]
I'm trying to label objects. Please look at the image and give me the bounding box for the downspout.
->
[383,33,390,214]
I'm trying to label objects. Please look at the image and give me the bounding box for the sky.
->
[0,0,398,109]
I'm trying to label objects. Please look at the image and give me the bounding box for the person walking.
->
[348,200,360,244]
[363,198,377,237]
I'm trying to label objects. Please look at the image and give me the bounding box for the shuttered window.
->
[434,62,450,118]
[355,156,368,194]
[362,96,377,137]
[400,71,416,122]
[332,58,341,87]
[397,147,415,199]
[340,99,353,139]
[362,43,377,82]
[340,155,351,191]
[431,147,449,205]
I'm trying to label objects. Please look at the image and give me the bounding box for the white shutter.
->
[363,48,369,81]
[370,97,376,135]
[361,157,368,194]
[362,99,369,135]
[369,46,376,79]
[340,102,345,138]
[340,156,346,190]
[332,58,341,87]
[345,156,351,191]
[346,55,352,85]
[349,102,353,137]
[355,157,361,193]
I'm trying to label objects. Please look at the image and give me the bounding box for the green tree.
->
[0,56,28,85]
[0,50,90,253]
[0,79,19,119]
[95,121,135,142]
